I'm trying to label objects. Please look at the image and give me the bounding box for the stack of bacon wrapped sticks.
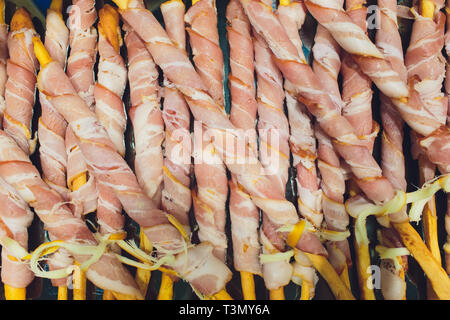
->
[0,0,449,300]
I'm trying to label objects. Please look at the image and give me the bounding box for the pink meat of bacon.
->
[186,0,228,262]
[67,0,98,110]
[193,122,228,262]
[160,0,192,230]
[66,0,99,216]
[94,6,127,236]
[3,9,38,155]
[227,0,258,149]
[0,130,142,297]
[125,28,164,208]
[0,177,34,289]
[38,6,70,200]
[37,59,232,296]
[118,0,327,258]
[185,0,225,107]
[226,0,261,276]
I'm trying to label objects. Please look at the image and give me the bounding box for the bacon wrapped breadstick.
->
[3,8,38,155]
[94,4,126,239]
[340,0,378,300]
[34,38,233,298]
[253,29,293,297]
[186,0,228,264]
[38,0,69,201]
[160,0,191,230]
[65,0,98,218]
[158,0,192,300]
[226,0,261,300]
[0,177,34,300]
[407,1,447,291]
[276,1,320,299]
[185,0,224,107]
[307,0,353,293]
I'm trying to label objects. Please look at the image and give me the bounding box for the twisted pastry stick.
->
[94,4,126,239]
[254,30,292,299]
[341,0,378,300]
[158,0,192,300]
[307,0,353,294]
[226,0,261,300]
[185,0,225,107]
[186,0,228,264]
[37,0,73,298]
[38,0,69,204]
[376,2,409,300]
[3,8,38,155]
[0,177,34,300]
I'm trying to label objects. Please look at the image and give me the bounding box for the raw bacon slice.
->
[226,0,261,276]
[3,8,38,155]
[160,0,192,230]
[0,177,34,289]
[38,4,69,200]
[185,0,224,107]
[94,5,126,236]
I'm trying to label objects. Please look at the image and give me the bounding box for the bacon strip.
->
[226,0,261,276]
[160,0,192,230]
[185,0,225,107]
[254,30,293,290]
[36,58,232,296]
[377,0,409,300]
[0,130,142,297]
[304,0,353,285]
[118,0,327,259]
[185,0,228,262]
[94,5,126,236]
[38,6,69,200]
[0,177,34,289]
[66,0,98,216]
[3,8,38,155]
